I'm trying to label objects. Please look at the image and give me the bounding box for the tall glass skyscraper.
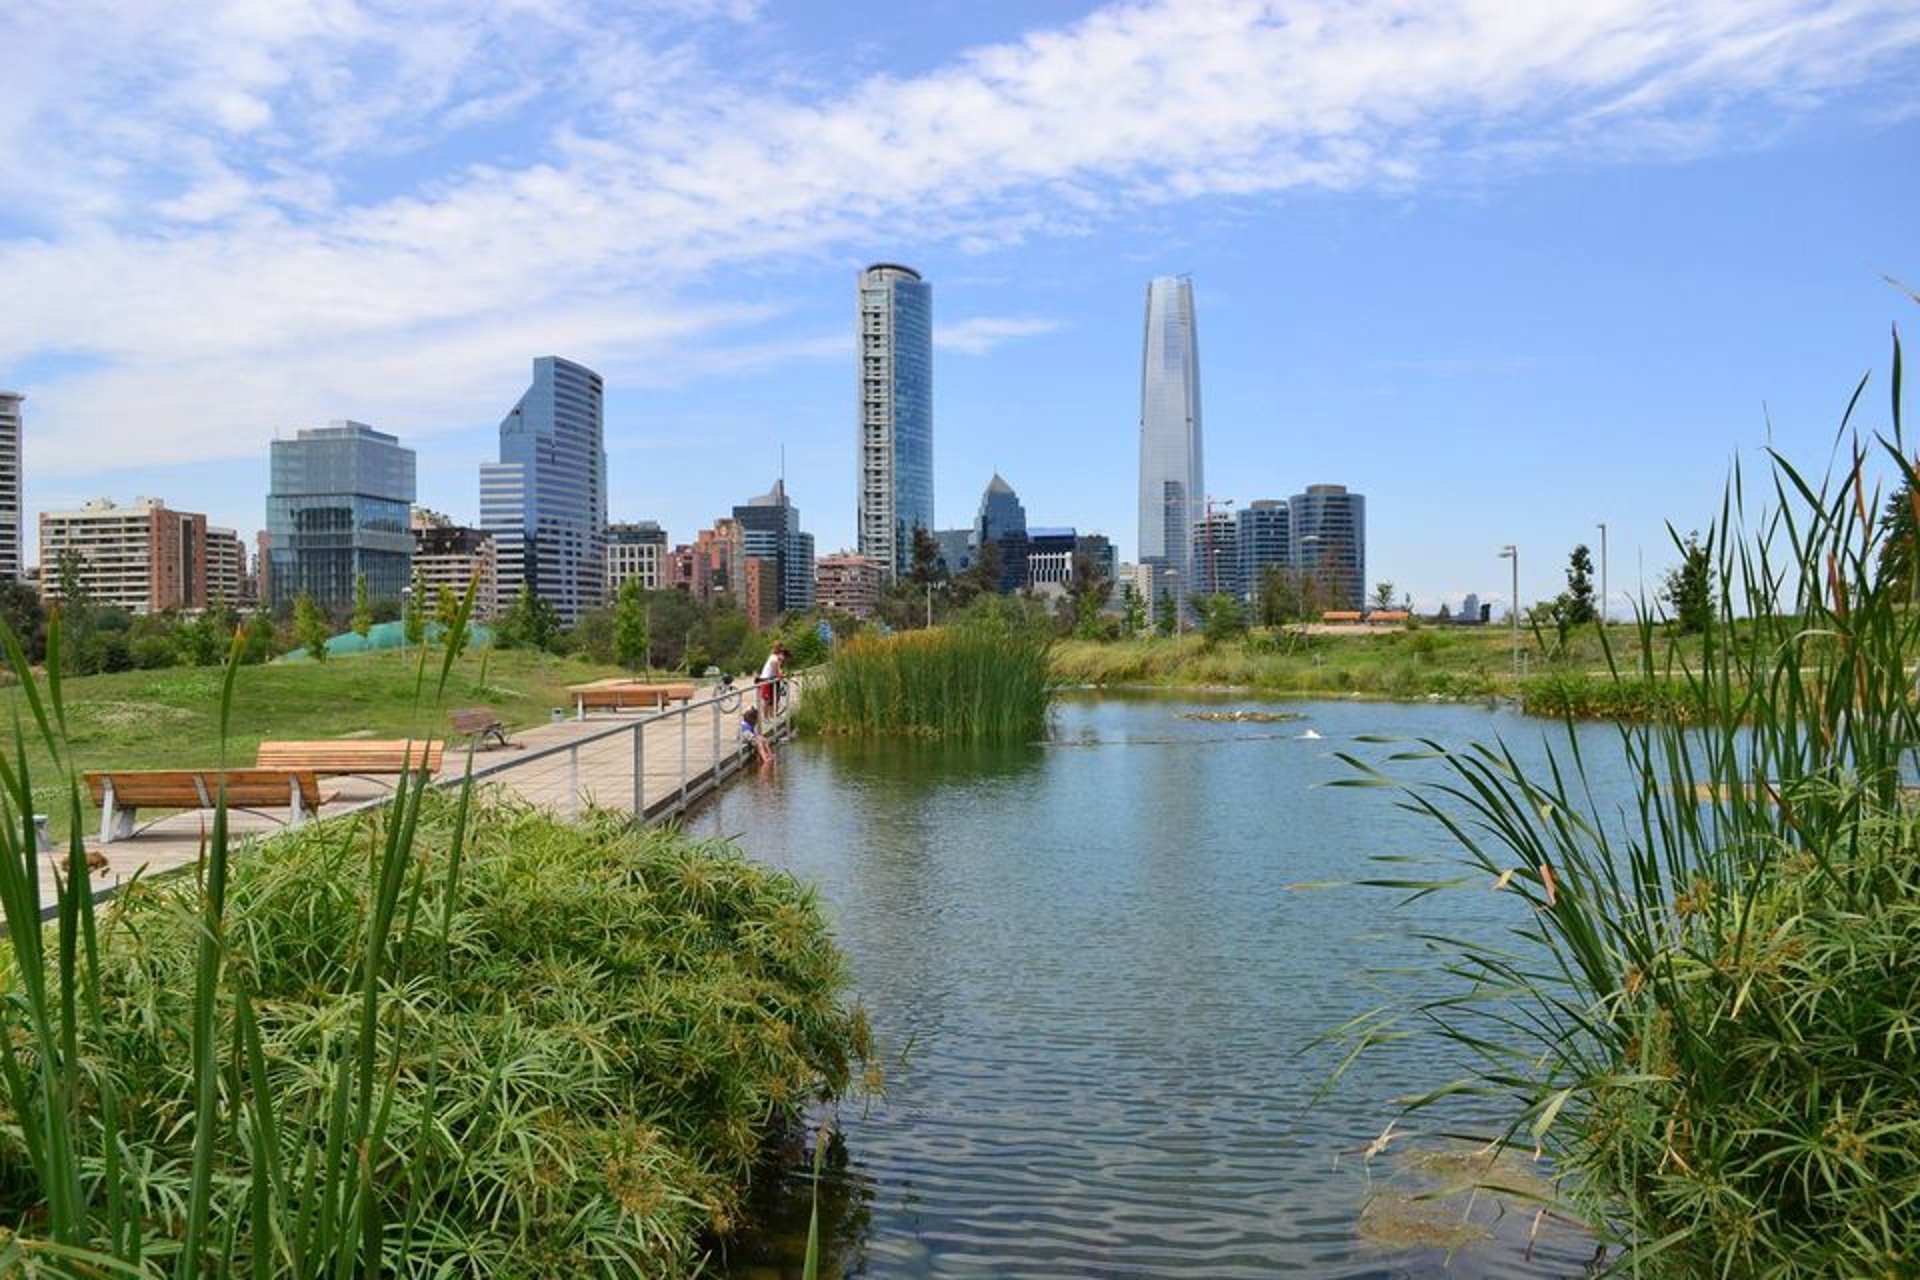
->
[267,421,415,608]
[481,356,607,625]
[1137,275,1204,611]
[1290,484,1367,612]
[857,263,933,580]
[1237,499,1290,604]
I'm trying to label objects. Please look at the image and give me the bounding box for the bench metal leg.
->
[100,780,132,844]
[289,777,307,826]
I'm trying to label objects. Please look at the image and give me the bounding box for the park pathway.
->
[30,693,785,918]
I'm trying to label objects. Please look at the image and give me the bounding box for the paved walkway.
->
[30,698,782,918]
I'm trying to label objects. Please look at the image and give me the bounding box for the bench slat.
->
[256,741,444,773]
[86,769,325,807]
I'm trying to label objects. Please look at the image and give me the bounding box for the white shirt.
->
[760,653,782,681]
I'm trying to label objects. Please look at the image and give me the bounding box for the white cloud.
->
[936,316,1064,355]
[2,0,1916,475]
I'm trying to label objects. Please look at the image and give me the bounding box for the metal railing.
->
[431,672,805,822]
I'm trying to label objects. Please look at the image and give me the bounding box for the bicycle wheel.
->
[718,686,742,714]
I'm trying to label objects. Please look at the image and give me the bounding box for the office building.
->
[267,421,415,608]
[674,519,743,604]
[481,356,608,625]
[815,553,884,620]
[1026,527,1078,588]
[1237,500,1290,603]
[1290,483,1366,613]
[1137,275,1204,612]
[973,473,1029,593]
[933,528,973,578]
[607,521,669,594]
[1191,510,1239,600]
[734,479,816,616]
[1077,533,1118,587]
[40,498,208,614]
[0,392,21,581]
[206,527,250,607]
[411,508,499,619]
[857,263,933,579]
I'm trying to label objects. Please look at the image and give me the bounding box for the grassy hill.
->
[5,646,630,832]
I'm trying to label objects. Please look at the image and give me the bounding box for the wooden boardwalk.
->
[29,698,783,918]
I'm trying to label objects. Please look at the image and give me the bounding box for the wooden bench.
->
[449,707,510,749]
[84,769,333,844]
[566,680,695,718]
[256,740,444,780]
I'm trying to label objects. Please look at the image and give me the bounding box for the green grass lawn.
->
[7,646,631,836]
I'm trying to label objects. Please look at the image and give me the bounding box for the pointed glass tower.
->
[1137,276,1204,613]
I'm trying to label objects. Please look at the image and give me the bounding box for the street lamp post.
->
[1499,545,1519,675]
[1597,522,1609,625]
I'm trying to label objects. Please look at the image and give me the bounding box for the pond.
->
[705,693,1625,1278]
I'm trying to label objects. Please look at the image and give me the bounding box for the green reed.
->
[798,615,1053,742]
[0,570,867,1277]
[1333,328,1920,1276]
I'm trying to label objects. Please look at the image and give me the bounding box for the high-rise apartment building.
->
[1137,275,1204,613]
[1236,500,1290,604]
[1290,484,1366,613]
[607,521,669,594]
[734,479,815,616]
[1191,510,1239,601]
[267,421,415,608]
[481,356,607,625]
[205,527,250,607]
[857,263,933,580]
[410,508,499,619]
[40,498,208,614]
[0,392,22,581]
[814,552,884,620]
[973,473,1028,592]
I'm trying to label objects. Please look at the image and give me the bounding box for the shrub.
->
[798,614,1052,741]
[0,614,867,1277]
[1336,332,1920,1276]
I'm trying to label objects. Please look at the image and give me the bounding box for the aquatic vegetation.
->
[798,615,1053,741]
[0,613,866,1277]
[1336,331,1920,1276]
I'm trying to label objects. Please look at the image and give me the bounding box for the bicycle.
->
[714,674,744,714]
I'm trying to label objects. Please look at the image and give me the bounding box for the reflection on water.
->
[704,695,1617,1278]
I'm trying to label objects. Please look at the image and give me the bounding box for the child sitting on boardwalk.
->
[738,705,774,767]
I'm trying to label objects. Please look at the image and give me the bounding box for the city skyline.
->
[3,2,1917,612]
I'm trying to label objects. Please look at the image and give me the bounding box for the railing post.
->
[679,707,689,808]
[568,742,580,818]
[711,696,720,780]
[631,718,645,821]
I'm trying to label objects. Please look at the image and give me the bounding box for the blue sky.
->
[3,0,1917,613]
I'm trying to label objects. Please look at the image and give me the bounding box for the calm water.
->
[705,694,1626,1278]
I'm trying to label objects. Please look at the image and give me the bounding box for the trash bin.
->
[32,814,51,854]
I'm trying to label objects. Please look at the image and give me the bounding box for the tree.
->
[1560,544,1597,625]
[1154,588,1178,637]
[1370,581,1397,612]
[1068,550,1113,640]
[964,539,1003,599]
[498,584,558,652]
[1199,593,1246,646]
[403,568,427,647]
[613,578,649,672]
[0,579,47,662]
[351,573,373,640]
[1877,478,1919,601]
[1121,582,1146,636]
[1662,530,1715,634]
[242,611,278,664]
[908,524,944,587]
[1255,565,1302,627]
[294,593,330,661]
